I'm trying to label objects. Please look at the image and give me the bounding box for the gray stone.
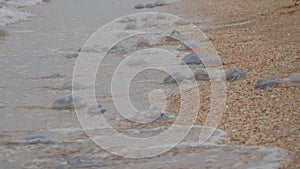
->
[144,19,158,27]
[88,104,106,114]
[65,52,79,59]
[124,22,137,30]
[166,30,184,41]
[135,37,151,48]
[61,81,82,91]
[174,19,192,26]
[52,95,86,110]
[182,53,205,65]
[21,134,55,144]
[0,29,9,39]
[134,4,144,9]
[225,65,247,81]
[43,73,64,79]
[254,77,277,89]
[118,16,136,23]
[56,155,101,169]
[178,40,203,51]
[109,44,129,55]
[163,72,186,84]
[145,3,155,8]
[283,73,300,87]
[154,0,168,6]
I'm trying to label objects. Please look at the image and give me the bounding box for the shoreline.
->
[167,0,299,168]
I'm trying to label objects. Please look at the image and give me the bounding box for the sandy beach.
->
[0,0,299,168]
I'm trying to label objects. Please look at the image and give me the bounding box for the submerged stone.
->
[154,0,168,6]
[52,95,86,110]
[144,19,159,27]
[56,155,101,169]
[87,104,106,114]
[254,77,277,89]
[225,65,247,81]
[61,81,82,91]
[21,134,55,144]
[124,22,137,30]
[182,53,205,65]
[134,4,144,9]
[145,3,155,8]
[163,72,186,84]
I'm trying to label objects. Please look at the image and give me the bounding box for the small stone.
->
[174,19,192,25]
[0,29,9,39]
[124,22,137,30]
[88,104,106,114]
[56,155,101,169]
[225,65,247,81]
[21,134,55,144]
[136,37,151,48]
[254,77,277,89]
[43,73,64,79]
[182,53,205,65]
[163,72,186,84]
[61,81,82,91]
[109,45,128,54]
[145,3,155,8]
[144,19,158,27]
[154,0,168,6]
[194,71,209,81]
[178,40,203,51]
[65,52,79,59]
[134,4,144,9]
[283,73,300,87]
[52,95,86,110]
[118,16,136,23]
[166,30,184,41]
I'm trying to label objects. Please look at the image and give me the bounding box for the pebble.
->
[52,95,86,110]
[118,16,136,23]
[144,19,159,27]
[43,73,64,79]
[65,52,79,59]
[134,4,144,9]
[182,53,205,65]
[282,73,300,87]
[145,3,155,8]
[61,81,82,91]
[225,65,247,81]
[56,155,101,169]
[166,30,184,41]
[154,0,168,6]
[163,72,186,84]
[124,22,137,30]
[0,29,9,39]
[254,77,277,89]
[21,134,55,144]
[135,37,151,48]
[178,40,203,51]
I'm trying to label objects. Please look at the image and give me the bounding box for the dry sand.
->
[166,0,299,168]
